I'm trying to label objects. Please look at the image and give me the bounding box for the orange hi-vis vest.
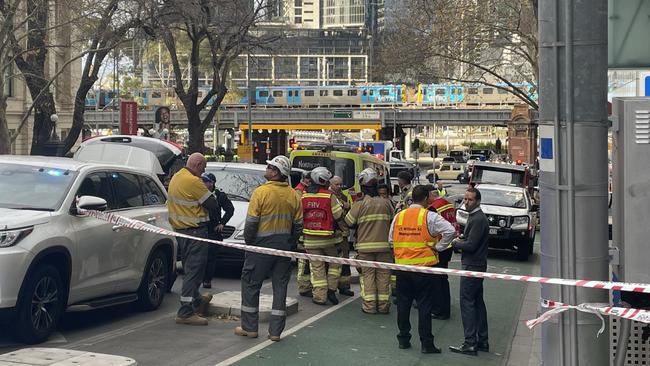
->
[302,188,335,236]
[392,207,439,266]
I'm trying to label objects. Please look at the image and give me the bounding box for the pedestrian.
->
[449,187,490,356]
[395,171,414,212]
[200,172,235,289]
[427,187,460,320]
[294,170,313,297]
[389,185,455,354]
[167,153,221,325]
[329,175,354,296]
[235,155,302,342]
[495,137,502,154]
[345,168,394,314]
[302,167,347,305]
[436,181,447,198]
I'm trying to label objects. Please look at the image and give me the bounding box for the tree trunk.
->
[29,93,57,155]
[0,95,10,154]
[60,78,96,155]
[185,106,205,154]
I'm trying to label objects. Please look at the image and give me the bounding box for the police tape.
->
[80,209,650,294]
[526,299,650,334]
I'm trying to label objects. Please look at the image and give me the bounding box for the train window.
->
[273,90,283,97]
[320,90,328,96]
[379,89,389,96]
[304,90,315,97]
[152,91,162,98]
[259,90,269,97]
[288,91,293,97]
[369,90,374,96]
[333,90,343,96]
[467,87,479,95]
[347,90,358,96]
[482,87,494,94]
[435,88,446,96]
[362,90,367,96]
[498,88,508,94]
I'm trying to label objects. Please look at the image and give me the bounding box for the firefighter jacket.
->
[389,204,456,266]
[302,187,346,249]
[345,195,394,253]
[167,168,211,230]
[430,197,460,236]
[395,184,414,212]
[244,180,303,251]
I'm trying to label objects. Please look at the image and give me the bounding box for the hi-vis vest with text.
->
[302,188,335,236]
[392,207,439,266]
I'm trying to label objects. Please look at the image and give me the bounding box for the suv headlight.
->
[511,216,530,229]
[0,227,34,248]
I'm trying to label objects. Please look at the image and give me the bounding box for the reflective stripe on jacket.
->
[302,189,345,249]
[302,188,336,236]
[391,207,439,266]
[167,168,211,229]
[345,195,394,252]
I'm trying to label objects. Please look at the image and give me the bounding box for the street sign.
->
[238,144,253,163]
[352,110,380,120]
[333,110,352,119]
[119,101,138,135]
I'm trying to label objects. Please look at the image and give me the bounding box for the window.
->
[304,89,315,97]
[76,172,115,210]
[259,90,269,97]
[333,90,343,96]
[152,91,162,98]
[440,165,451,171]
[320,90,328,96]
[140,176,166,206]
[482,87,494,95]
[467,87,479,95]
[288,90,293,97]
[111,172,144,209]
[498,88,508,94]
[295,17,302,23]
[347,89,358,96]
[436,88,446,96]
[369,90,374,96]
[379,89,389,96]
[273,90,283,97]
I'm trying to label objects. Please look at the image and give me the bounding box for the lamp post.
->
[50,114,59,141]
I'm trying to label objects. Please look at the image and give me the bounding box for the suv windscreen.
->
[0,163,77,211]
[472,168,525,187]
[205,168,267,201]
[480,188,526,208]
[292,156,355,189]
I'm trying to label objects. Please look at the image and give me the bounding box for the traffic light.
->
[413,138,420,153]
[254,142,260,153]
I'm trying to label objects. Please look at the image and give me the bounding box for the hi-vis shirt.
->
[167,168,212,229]
[244,180,303,251]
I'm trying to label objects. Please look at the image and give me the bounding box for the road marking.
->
[0,332,67,348]
[214,294,360,366]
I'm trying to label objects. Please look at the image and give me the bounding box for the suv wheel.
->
[136,250,169,311]
[15,265,65,344]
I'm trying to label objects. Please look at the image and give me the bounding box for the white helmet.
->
[311,167,332,186]
[359,168,377,186]
[266,155,291,177]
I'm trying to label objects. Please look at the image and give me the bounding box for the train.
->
[85,83,538,110]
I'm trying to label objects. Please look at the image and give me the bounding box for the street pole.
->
[246,55,253,148]
[539,1,609,365]
[392,108,397,148]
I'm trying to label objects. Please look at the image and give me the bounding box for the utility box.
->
[610,97,650,366]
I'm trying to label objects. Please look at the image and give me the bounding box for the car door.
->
[69,171,123,303]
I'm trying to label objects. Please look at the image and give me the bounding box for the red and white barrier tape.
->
[80,209,650,294]
[526,299,650,335]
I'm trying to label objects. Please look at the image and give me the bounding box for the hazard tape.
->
[526,299,650,335]
[79,209,650,294]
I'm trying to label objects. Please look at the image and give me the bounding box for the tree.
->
[379,0,538,109]
[151,0,279,153]
[0,0,21,154]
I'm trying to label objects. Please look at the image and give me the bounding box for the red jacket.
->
[429,198,461,236]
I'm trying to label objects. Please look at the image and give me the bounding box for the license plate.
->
[489,228,498,235]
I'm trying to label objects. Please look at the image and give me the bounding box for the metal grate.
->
[634,110,650,144]
[610,317,650,365]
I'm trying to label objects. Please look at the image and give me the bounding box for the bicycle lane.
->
[228,251,536,366]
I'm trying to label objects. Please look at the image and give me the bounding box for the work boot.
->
[327,289,339,305]
[299,290,313,298]
[196,293,213,317]
[234,326,258,338]
[268,334,281,342]
[175,314,208,326]
[421,344,442,354]
[398,342,412,350]
[338,287,355,296]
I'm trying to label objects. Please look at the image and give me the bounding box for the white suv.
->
[0,154,176,344]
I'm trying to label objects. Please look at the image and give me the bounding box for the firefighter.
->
[329,175,354,296]
[345,168,394,314]
[235,155,303,342]
[395,171,414,212]
[295,171,313,297]
[389,185,456,353]
[302,167,347,305]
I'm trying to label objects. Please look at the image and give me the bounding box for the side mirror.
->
[71,195,108,215]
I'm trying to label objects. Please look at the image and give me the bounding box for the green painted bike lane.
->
[234,250,537,366]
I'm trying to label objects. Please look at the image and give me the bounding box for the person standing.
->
[294,171,313,297]
[167,153,221,325]
[389,185,455,354]
[235,156,302,342]
[345,168,394,314]
[428,187,459,320]
[495,137,502,154]
[200,173,235,289]
[329,175,354,296]
[449,187,490,356]
[302,167,347,305]
[435,181,447,198]
[395,171,414,212]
